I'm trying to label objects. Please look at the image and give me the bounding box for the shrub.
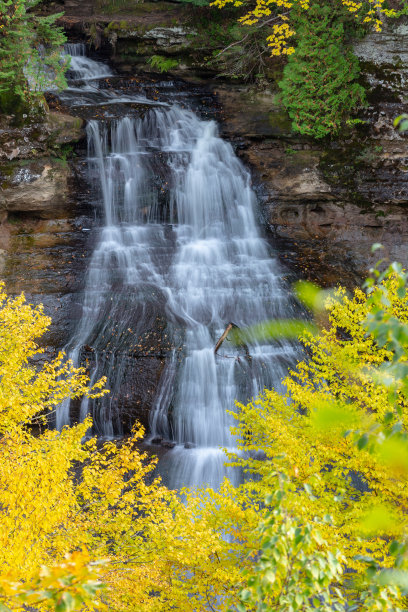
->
[278,4,366,138]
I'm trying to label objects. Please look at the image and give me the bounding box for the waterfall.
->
[57,44,298,489]
[148,110,296,488]
[64,43,113,81]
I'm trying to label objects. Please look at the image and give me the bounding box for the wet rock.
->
[45,112,84,145]
[161,440,176,449]
[354,22,408,102]
[0,111,84,161]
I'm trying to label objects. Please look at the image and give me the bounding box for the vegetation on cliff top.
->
[211,0,399,56]
[0,0,67,116]
[0,0,402,137]
[278,4,366,137]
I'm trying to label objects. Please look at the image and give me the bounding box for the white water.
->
[65,43,113,81]
[57,45,298,489]
[60,43,153,108]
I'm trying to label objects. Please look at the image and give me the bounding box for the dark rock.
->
[161,440,176,448]
[0,111,84,161]
[45,112,84,145]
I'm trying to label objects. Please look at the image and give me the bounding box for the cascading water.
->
[149,112,297,488]
[64,43,113,82]
[59,43,151,108]
[57,44,299,488]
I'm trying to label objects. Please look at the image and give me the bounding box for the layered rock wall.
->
[214,21,408,284]
[0,110,90,347]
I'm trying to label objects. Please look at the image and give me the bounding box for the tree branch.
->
[214,12,289,58]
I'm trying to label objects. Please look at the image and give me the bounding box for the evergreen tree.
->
[278,4,365,139]
[0,0,67,116]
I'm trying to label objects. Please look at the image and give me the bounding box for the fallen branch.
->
[214,322,251,361]
[214,322,236,354]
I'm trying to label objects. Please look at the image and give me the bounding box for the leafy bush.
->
[278,4,366,138]
[178,0,211,6]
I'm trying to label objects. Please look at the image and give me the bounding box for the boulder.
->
[0,160,70,217]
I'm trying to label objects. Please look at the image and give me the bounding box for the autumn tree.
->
[232,264,408,610]
[211,0,399,56]
[0,285,258,611]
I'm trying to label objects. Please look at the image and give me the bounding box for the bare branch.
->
[214,12,289,58]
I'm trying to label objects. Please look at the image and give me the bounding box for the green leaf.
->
[231,319,317,346]
[240,589,251,602]
[304,483,312,495]
[360,505,400,536]
[389,540,400,555]
[293,281,327,312]
[357,433,369,450]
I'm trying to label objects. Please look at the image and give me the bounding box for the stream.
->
[56,43,299,489]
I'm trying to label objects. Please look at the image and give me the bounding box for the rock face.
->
[0,161,70,216]
[0,110,89,350]
[214,20,408,285]
[354,23,408,102]
[0,112,83,161]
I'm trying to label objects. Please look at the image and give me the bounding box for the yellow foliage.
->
[2,277,408,609]
[231,275,408,603]
[211,0,397,56]
[0,286,258,611]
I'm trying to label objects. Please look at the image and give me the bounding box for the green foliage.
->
[278,4,366,138]
[232,318,317,344]
[179,0,210,7]
[147,55,179,73]
[0,0,68,116]
[236,484,345,612]
[394,114,408,132]
[212,26,273,81]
